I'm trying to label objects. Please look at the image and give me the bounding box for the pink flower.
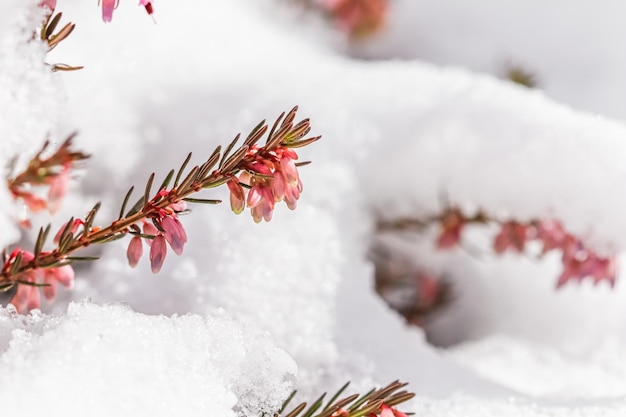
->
[535,220,567,255]
[39,0,57,10]
[53,219,85,244]
[139,0,154,17]
[247,184,275,223]
[160,214,187,255]
[4,249,75,313]
[321,0,389,38]
[126,236,143,268]
[12,190,47,213]
[379,405,408,417]
[227,177,245,215]
[10,283,41,313]
[150,234,167,273]
[493,221,529,254]
[556,239,617,288]
[99,0,119,22]
[47,165,71,215]
[436,209,465,248]
[143,221,159,243]
[42,264,75,301]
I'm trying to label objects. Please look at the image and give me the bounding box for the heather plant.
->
[377,206,617,289]
[1,2,417,416]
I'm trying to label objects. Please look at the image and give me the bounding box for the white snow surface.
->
[0,0,626,415]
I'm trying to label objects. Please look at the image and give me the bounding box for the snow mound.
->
[0,302,296,416]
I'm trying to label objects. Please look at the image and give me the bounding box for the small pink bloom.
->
[379,405,408,417]
[280,156,299,186]
[556,240,617,289]
[39,0,57,10]
[227,177,246,215]
[47,166,71,215]
[149,234,167,273]
[42,264,75,301]
[493,221,528,254]
[437,209,465,249]
[535,220,567,255]
[139,0,154,17]
[168,200,188,213]
[16,191,48,213]
[271,172,286,202]
[248,161,273,176]
[249,185,275,223]
[247,185,264,208]
[53,219,84,244]
[10,282,41,313]
[127,236,143,268]
[99,0,119,22]
[160,215,187,255]
[143,222,159,243]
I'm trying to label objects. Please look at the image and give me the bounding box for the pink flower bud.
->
[53,219,84,244]
[42,265,75,302]
[247,185,263,208]
[100,0,119,22]
[127,236,143,268]
[227,178,246,214]
[143,222,159,246]
[280,157,299,185]
[272,172,286,202]
[39,0,56,10]
[160,215,187,256]
[10,282,41,314]
[149,235,167,273]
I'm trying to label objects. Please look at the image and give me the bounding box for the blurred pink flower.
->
[42,264,75,301]
[4,249,75,313]
[321,0,389,38]
[535,220,567,255]
[100,0,118,22]
[248,184,275,223]
[379,404,408,417]
[39,0,56,10]
[436,209,465,248]
[227,177,245,215]
[47,165,70,215]
[53,218,84,244]
[493,221,528,254]
[557,241,617,288]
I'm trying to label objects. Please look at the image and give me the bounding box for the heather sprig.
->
[1,107,319,312]
[7,134,90,223]
[274,381,415,417]
[377,206,617,289]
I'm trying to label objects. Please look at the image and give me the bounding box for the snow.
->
[1,0,626,415]
[0,302,296,416]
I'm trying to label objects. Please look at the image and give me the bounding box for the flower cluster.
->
[227,145,303,223]
[434,209,617,288]
[126,193,188,273]
[377,206,617,289]
[7,136,89,227]
[1,108,319,313]
[2,248,74,313]
[318,0,389,38]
